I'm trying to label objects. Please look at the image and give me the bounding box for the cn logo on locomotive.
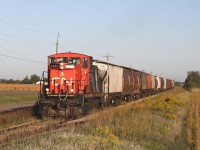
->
[51,77,72,86]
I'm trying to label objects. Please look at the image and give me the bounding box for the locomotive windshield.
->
[69,57,80,65]
[49,57,68,64]
[56,57,68,63]
[49,57,80,65]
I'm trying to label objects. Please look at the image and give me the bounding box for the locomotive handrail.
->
[59,92,68,101]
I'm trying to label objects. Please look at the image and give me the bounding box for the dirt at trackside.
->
[0,101,36,113]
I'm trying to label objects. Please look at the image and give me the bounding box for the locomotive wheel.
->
[81,95,85,115]
[81,105,85,116]
[40,103,49,118]
[135,94,139,100]
[69,106,75,118]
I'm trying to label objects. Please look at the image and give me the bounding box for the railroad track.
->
[0,117,88,145]
[0,106,35,115]
[0,101,36,114]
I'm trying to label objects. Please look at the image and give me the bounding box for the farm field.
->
[0,84,39,104]
[0,84,40,91]
[2,87,200,150]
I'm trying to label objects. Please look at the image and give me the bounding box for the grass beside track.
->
[185,88,200,149]
[0,90,38,104]
[0,108,38,130]
[2,87,193,150]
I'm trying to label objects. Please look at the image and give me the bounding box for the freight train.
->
[38,52,174,118]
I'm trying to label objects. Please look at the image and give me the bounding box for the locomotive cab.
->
[39,52,98,118]
[46,53,91,97]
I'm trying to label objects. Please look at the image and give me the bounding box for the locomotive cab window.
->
[50,57,56,64]
[56,57,68,63]
[69,57,80,65]
[83,58,88,68]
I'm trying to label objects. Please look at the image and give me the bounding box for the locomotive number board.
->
[50,64,59,68]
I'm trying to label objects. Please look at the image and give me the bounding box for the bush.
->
[184,71,200,90]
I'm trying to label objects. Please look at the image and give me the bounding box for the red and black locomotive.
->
[39,52,174,118]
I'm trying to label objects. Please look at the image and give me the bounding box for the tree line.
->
[184,71,200,89]
[0,74,40,84]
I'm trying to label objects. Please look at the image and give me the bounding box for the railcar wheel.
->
[97,97,104,109]
[39,103,53,118]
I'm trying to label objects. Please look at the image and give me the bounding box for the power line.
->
[0,38,54,46]
[59,33,81,50]
[0,17,56,34]
[0,33,54,45]
[59,45,68,51]
[103,52,113,63]
[0,18,76,50]
[0,46,27,58]
[0,53,46,64]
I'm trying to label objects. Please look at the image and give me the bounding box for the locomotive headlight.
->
[70,89,74,93]
[46,88,49,92]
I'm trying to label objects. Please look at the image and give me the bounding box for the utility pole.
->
[56,32,59,54]
[103,52,113,63]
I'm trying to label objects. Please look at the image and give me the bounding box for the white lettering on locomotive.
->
[52,77,72,86]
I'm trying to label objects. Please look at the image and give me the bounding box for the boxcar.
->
[160,77,164,90]
[122,68,133,96]
[141,72,147,90]
[163,78,167,90]
[151,75,156,89]
[133,70,141,94]
[156,76,161,90]
[166,79,171,89]
[146,73,152,90]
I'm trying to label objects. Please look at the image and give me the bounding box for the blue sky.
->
[0,0,199,82]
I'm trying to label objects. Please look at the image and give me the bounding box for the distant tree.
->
[15,80,21,84]
[184,71,200,89]
[0,79,7,83]
[6,79,14,83]
[1,74,41,84]
[21,76,31,84]
[30,74,40,84]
